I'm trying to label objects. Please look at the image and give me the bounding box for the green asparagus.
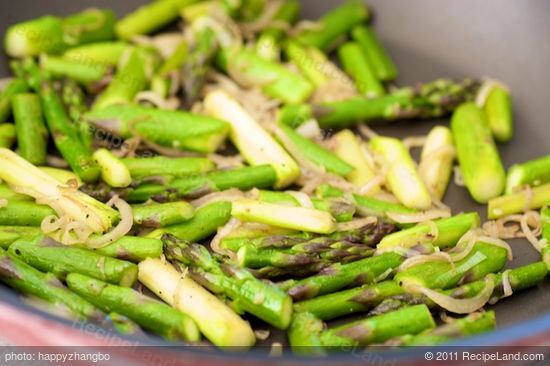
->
[67,273,200,341]
[451,102,506,203]
[132,201,194,228]
[488,183,550,219]
[164,235,293,329]
[86,104,230,154]
[0,124,16,149]
[9,235,138,287]
[351,25,397,81]
[506,154,550,194]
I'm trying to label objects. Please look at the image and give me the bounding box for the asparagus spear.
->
[451,102,506,203]
[279,79,480,128]
[9,235,138,287]
[116,0,199,40]
[93,46,157,109]
[256,0,300,61]
[4,16,65,57]
[86,104,230,154]
[217,48,314,105]
[232,199,336,234]
[151,39,188,99]
[386,311,495,346]
[0,183,32,201]
[122,156,214,179]
[0,200,55,226]
[293,281,404,321]
[222,218,392,251]
[369,136,432,210]
[377,212,480,250]
[4,9,116,57]
[38,167,81,186]
[22,59,100,183]
[181,28,217,107]
[0,124,16,149]
[542,207,550,267]
[40,54,108,86]
[351,25,397,81]
[293,0,369,51]
[288,312,326,355]
[164,235,293,329]
[60,8,116,46]
[0,226,41,249]
[62,41,127,67]
[151,201,232,242]
[441,262,548,306]
[284,40,353,90]
[320,304,435,347]
[274,123,354,177]
[488,183,550,219]
[282,251,405,300]
[0,248,112,326]
[419,126,455,200]
[93,148,132,188]
[138,258,256,348]
[296,262,547,320]
[124,165,277,202]
[0,78,29,123]
[87,236,162,263]
[0,148,117,234]
[204,90,300,188]
[316,184,418,226]
[479,81,513,143]
[237,240,375,270]
[338,42,384,97]
[66,273,200,342]
[506,154,550,194]
[132,201,194,228]
[61,79,93,151]
[394,241,509,290]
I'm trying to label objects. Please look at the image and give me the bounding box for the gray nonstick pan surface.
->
[0,0,549,355]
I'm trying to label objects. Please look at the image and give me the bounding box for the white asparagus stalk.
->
[138,258,256,349]
[369,136,432,210]
[203,90,300,188]
[419,126,455,200]
[231,198,336,234]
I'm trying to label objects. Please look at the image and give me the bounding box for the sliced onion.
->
[386,209,451,224]
[286,190,314,209]
[375,268,393,282]
[398,252,455,272]
[287,20,322,37]
[357,124,379,140]
[254,329,270,341]
[41,215,62,234]
[359,175,385,196]
[240,0,285,33]
[520,211,542,252]
[475,79,511,107]
[451,230,513,261]
[210,218,241,258]
[336,216,377,231]
[135,91,180,110]
[489,270,513,305]
[191,189,245,209]
[416,275,495,314]
[86,198,133,249]
[207,154,244,170]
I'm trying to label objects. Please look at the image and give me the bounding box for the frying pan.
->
[1,0,550,360]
